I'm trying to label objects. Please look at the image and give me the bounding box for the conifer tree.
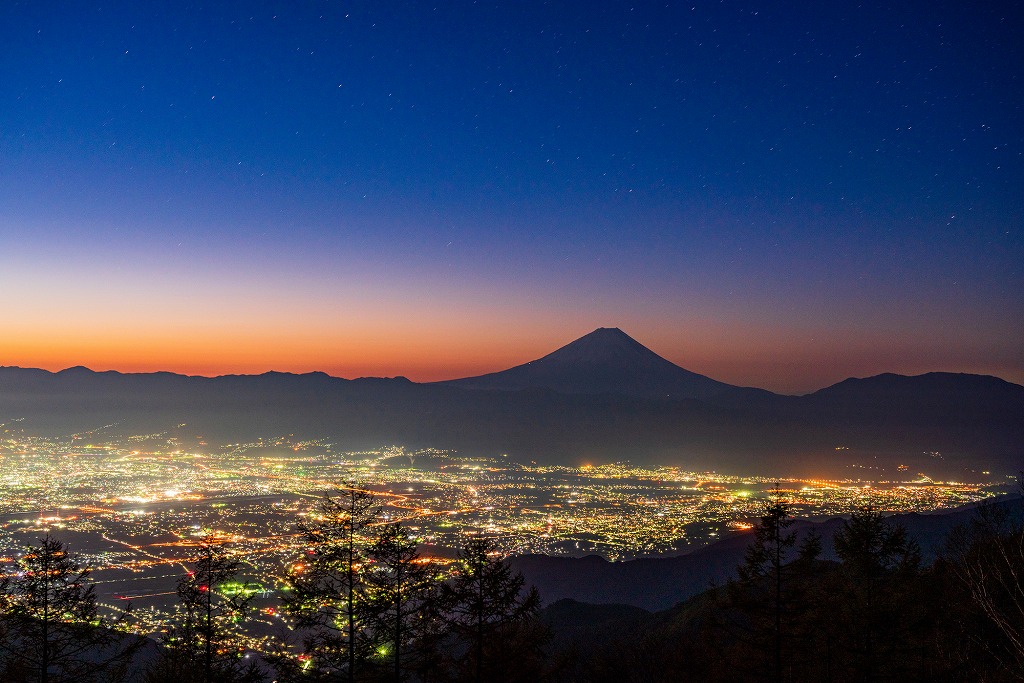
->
[0,534,143,683]
[280,486,381,681]
[725,494,821,682]
[362,522,439,683]
[830,506,923,682]
[440,537,543,683]
[148,537,262,683]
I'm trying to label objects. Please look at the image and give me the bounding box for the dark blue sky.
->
[1,1,1021,392]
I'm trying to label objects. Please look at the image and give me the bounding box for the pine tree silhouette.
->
[147,536,262,683]
[280,486,381,681]
[0,534,143,683]
[440,537,543,683]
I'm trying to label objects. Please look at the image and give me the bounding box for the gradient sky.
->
[1,1,1021,394]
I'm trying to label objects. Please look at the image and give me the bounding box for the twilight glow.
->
[1,1,1021,394]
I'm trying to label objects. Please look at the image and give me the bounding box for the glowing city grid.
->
[0,422,1003,651]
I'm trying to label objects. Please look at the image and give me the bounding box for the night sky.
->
[1,1,1021,393]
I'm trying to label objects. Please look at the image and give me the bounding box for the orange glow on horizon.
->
[0,334,526,383]
[2,323,1021,394]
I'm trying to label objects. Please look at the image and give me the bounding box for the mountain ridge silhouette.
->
[2,328,1021,476]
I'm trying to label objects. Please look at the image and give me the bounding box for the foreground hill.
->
[1,328,1021,476]
[515,496,1024,611]
[537,496,1024,683]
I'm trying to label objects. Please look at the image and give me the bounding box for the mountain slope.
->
[441,327,774,403]
[1,330,1021,476]
[803,371,1024,422]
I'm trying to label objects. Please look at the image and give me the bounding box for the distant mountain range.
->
[1,328,1021,477]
